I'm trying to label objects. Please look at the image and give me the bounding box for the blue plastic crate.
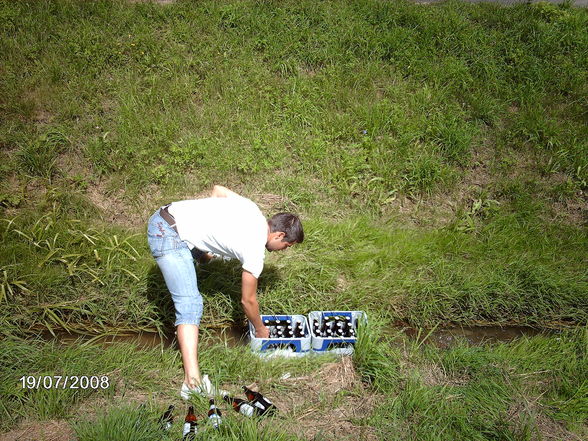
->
[249,314,311,357]
[308,311,366,355]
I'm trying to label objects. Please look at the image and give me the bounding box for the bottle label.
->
[183,422,197,436]
[209,414,222,427]
[253,400,266,410]
[240,404,254,417]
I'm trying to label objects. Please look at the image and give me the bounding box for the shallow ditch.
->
[398,325,559,348]
[38,324,559,349]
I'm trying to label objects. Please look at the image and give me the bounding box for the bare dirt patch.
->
[56,152,90,180]
[507,400,587,441]
[250,356,381,441]
[86,179,165,229]
[33,108,53,125]
[335,274,350,293]
[252,192,297,215]
[553,198,587,226]
[0,419,74,441]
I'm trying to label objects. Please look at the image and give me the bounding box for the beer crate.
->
[308,311,367,355]
[249,314,311,357]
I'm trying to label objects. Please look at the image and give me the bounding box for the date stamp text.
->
[19,375,110,389]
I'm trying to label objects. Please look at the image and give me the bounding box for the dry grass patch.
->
[399,354,470,388]
[87,179,167,230]
[241,356,380,441]
[507,400,587,441]
[0,419,74,441]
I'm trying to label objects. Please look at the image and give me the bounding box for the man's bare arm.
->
[241,270,269,338]
[211,185,240,198]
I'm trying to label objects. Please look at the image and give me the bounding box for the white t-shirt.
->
[167,196,267,279]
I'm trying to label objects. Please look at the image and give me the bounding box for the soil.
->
[86,178,156,229]
[381,140,587,228]
[253,356,381,441]
[507,400,587,441]
[0,420,74,441]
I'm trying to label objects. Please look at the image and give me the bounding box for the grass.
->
[365,326,587,441]
[0,0,587,439]
[1,321,585,440]
[2,202,584,338]
[73,403,304,441]
[1,0,587,197]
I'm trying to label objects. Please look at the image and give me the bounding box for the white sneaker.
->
[180,382,198,400]
[180,375,229,400]
[198,374,215,395]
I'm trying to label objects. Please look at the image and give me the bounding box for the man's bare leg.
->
[177,324,201,388]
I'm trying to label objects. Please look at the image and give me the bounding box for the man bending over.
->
[146,185,304,398]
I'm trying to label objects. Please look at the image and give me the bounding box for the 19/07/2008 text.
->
[19,375,110,389]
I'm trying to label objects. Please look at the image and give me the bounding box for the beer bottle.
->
[328,320,338,333]
[182,406,198,440]
[223,394,257,417]
[242,386,277,416]
[207,398,222,429]
[319,320,328,336]
[158,404,174,431]
[342,321,351,337]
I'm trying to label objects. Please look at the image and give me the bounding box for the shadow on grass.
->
[145,260,283,331]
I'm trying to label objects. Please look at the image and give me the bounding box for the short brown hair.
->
[268,213,304,243]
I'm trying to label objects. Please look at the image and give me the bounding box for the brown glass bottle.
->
[242,386,277,416]
[182,406,198,440]
[158,404,174,431]
[223,394,257,417]
[207,398,222,429]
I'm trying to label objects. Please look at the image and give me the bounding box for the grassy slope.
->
[0,0,586,335]
[0,0,587,439]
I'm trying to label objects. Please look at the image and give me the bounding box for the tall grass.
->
[1,195,585,340]
[0,333,333,434]
[365,326,587,440]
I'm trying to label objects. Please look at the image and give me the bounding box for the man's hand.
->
[255,325,270,338]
